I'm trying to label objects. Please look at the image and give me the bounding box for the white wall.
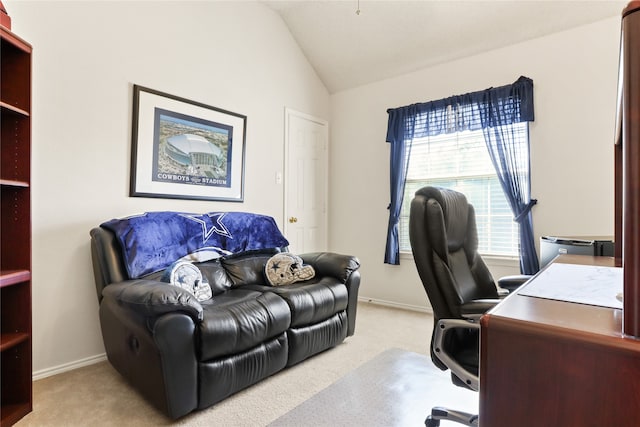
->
[6,0,329,376]
[5,0,622,374]
[329,18,621,310]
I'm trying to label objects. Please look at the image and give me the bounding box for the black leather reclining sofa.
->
[89,216,360,419]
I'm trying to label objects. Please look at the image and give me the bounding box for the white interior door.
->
[284,108,328,253]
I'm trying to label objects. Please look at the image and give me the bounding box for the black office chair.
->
[409,186,528,427]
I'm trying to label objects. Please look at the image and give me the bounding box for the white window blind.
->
[400,123,528,257]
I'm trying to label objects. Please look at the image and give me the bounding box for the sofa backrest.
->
[221,251,282,286]
[90,226,129,302]
[90,226,285,302]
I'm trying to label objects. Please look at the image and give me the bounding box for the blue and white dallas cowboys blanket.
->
[102,211,289,279]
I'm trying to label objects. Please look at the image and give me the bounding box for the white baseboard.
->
[33,353,107,381]
[358,296,433,314]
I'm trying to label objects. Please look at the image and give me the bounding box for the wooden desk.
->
[480,255,640,427]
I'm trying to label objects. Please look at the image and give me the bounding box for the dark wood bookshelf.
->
[0,20,32,426]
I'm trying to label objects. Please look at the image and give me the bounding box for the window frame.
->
[399,124,529,258]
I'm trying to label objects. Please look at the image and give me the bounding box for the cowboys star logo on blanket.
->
[179,212,232,244]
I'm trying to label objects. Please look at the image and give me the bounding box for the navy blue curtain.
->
[383,108,416,265]
[480,78,539,274]
[384,76,539,273]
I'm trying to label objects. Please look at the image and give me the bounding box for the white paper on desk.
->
[519,263,623,309]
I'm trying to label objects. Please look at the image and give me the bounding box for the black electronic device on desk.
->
[539,236,614,268]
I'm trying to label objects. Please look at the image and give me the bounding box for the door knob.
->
[289,217,298,223]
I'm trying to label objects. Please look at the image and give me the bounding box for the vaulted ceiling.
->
[264,0,627,93]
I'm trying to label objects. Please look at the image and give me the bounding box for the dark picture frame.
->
[130,85,246,202]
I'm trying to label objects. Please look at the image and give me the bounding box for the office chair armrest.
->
[460,299,501,319]
[496,287,510,297]
[432,318,480,392]
[497,274,531,292]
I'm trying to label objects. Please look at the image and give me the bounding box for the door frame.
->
[283,107,329,251]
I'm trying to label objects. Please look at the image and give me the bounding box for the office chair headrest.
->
[415,186,469,252]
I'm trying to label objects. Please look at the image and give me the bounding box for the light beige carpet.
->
[17,302,464,426]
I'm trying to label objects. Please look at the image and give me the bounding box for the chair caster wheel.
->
[425,416,440,427]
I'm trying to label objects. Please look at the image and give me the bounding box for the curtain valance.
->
[386,75,534,142]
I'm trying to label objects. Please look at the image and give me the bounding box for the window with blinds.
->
[400,123,528,257]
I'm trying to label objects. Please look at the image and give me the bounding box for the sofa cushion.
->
[221,250,280,286]
[198,289,291,361]
[196,260,234,296]
[246,277,348,328]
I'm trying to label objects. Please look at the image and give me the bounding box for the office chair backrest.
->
[409,186,499,321]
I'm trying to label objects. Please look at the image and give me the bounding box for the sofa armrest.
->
[102,280,204,321]
[299,252,360,282]
[99,296,199,418]
[300,252,361,337]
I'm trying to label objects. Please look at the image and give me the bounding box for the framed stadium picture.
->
[130,85,246,202]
